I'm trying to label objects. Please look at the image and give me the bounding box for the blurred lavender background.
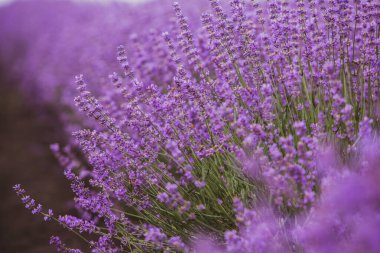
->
[0,0,148,5]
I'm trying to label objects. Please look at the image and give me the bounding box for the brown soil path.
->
[0,73,85,252]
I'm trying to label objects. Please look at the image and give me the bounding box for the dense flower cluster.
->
[2,0,380,252]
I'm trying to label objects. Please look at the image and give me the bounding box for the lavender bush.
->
[2,0,380,252]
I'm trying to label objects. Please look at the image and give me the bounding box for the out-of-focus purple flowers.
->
[2,0,380,252]
[197,136,380,253]
[296,136,380,253]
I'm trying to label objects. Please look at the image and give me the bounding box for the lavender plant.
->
[3,0,380,252]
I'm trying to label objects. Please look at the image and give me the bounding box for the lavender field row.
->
[1,0,380,252]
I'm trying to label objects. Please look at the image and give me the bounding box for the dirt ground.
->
[0,72,85,252]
